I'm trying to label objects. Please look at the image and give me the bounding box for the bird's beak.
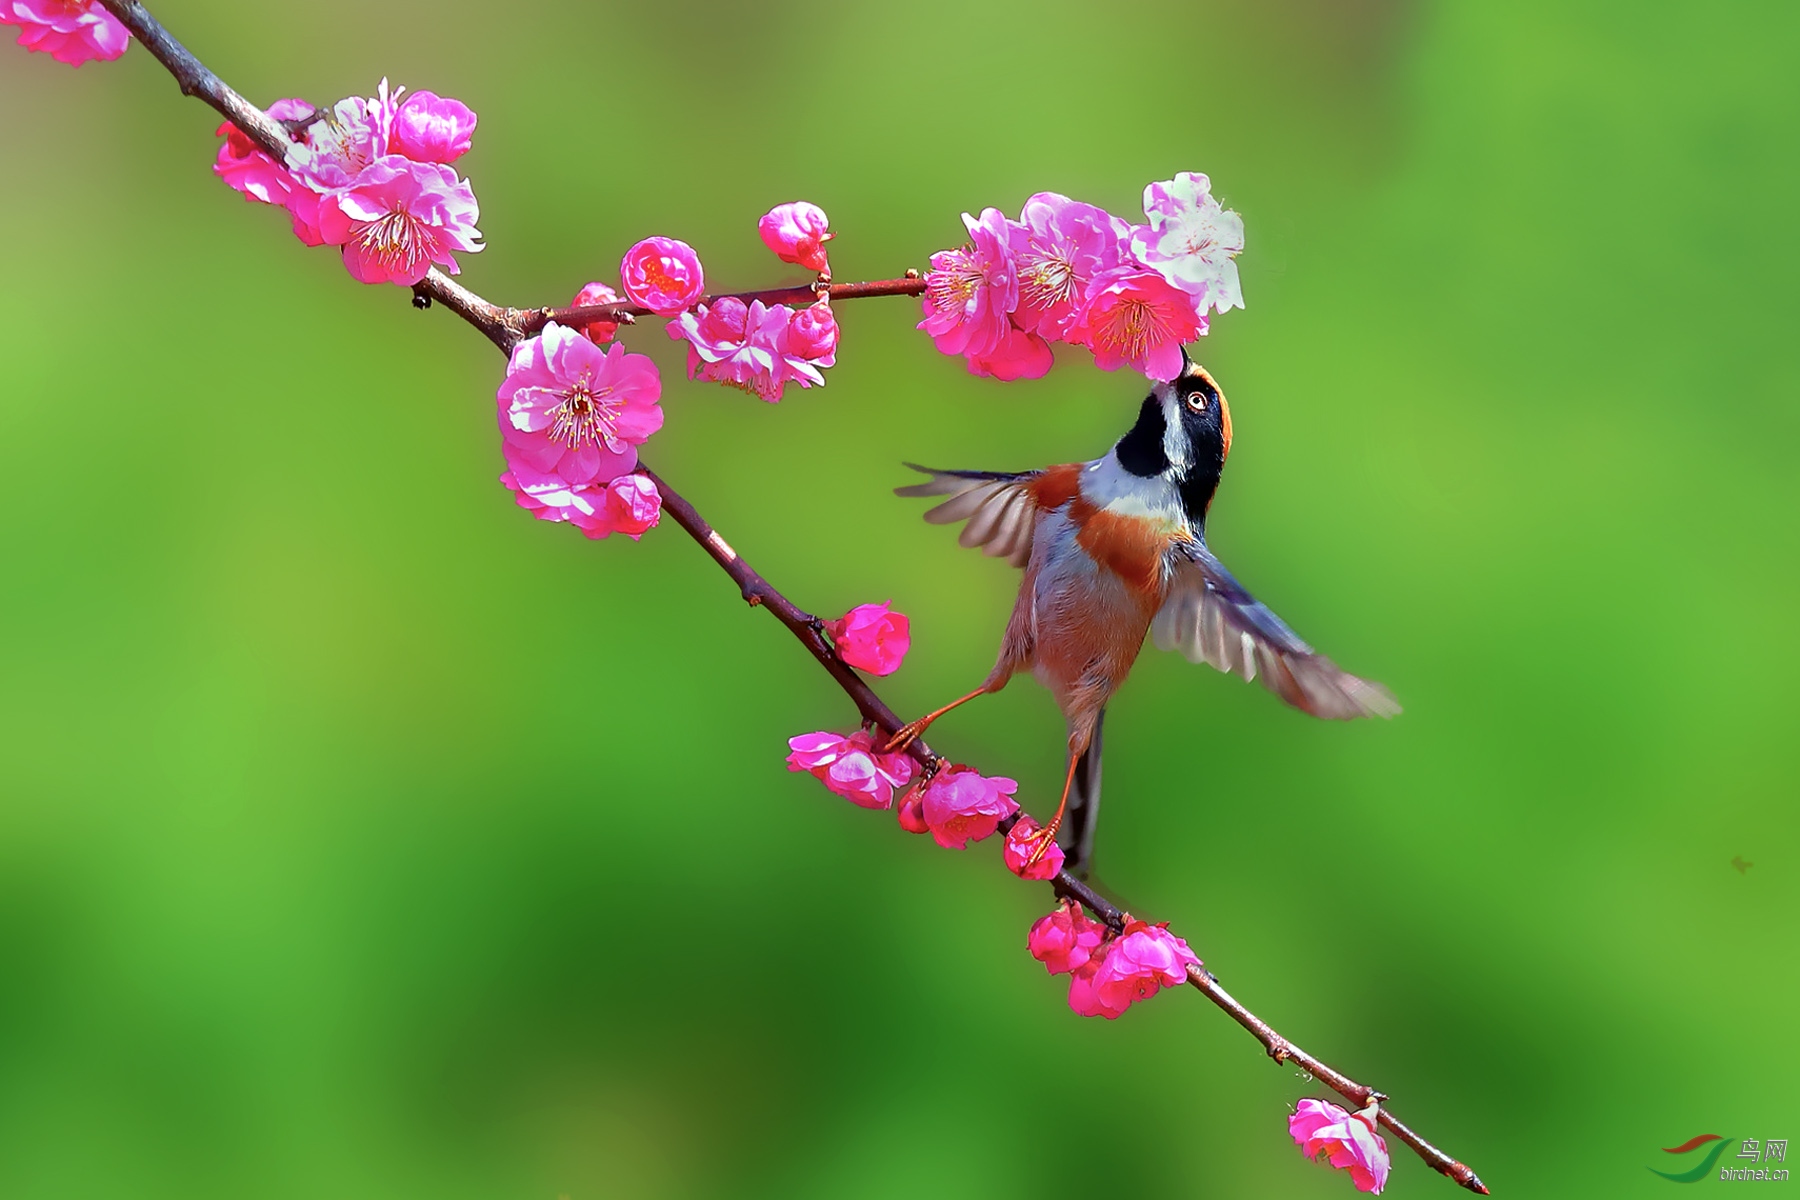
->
[1177,345,1207,380]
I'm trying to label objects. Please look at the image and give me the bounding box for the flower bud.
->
[391,90,477,163]
[786,299,840,362]
[758,201,832,272]
[621,236,706,316]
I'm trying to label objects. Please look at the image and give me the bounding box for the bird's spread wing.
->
[1151,541,1400,719]
[895,464,1042,568]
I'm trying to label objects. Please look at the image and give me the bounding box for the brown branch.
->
[103,1,290,160]
[453,274,929,353]
[1184,964,1487,1191]
[410,270,518,354]
[524,275,928,340]
[90,2,1486,1191]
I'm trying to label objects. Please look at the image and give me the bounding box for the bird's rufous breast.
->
[1067,497,1181,607]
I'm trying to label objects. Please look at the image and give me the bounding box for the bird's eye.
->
[1185,391,1208,413]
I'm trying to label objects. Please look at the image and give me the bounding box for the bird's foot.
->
[882,715,934,755]
[1019,816,1063,870]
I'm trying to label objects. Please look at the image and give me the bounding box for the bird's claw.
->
[1019,817,1063,869]
[882,717,930,755]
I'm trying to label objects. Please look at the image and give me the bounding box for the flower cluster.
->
[496,323,664,536]
[493,202,839,540]
[1290,1098,1391,1194]
[1027,902,1106,973]
[786,729,916,810]
[787,728,1021,851]
[213,80,482,287]
[1,0,129,65]
[661,207,839,403]
[1028,908,1201,1020]
[919,174,1243,382]
[668,295,839,403]
[899,765,1020,849]
[553,204,838,412]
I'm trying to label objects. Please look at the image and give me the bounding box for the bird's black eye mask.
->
[1176,371,1232,465]
[1180,376,1219,413]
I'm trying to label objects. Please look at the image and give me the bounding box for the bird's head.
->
[1113,350,1234,525]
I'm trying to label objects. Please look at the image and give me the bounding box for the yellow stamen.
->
[548,371,625,451]
[1018,248,1076,313]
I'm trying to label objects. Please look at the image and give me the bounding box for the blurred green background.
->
[2,1,1795,1196]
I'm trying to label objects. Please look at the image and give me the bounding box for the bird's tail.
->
[1058,707,1104,878]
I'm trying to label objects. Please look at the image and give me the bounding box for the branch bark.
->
[526,275,928,339]
[92,2,1487,1191]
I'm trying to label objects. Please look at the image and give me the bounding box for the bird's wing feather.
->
[1151,541,1400,719]
[895,464,1042,569]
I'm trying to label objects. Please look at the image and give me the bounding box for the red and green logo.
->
[1651,1135,1734,1183]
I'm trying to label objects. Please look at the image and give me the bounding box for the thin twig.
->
[91,3,1486,1191]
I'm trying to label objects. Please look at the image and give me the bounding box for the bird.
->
[889,352,1398,876]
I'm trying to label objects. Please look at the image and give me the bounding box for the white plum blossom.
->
[1128,172,1245,316]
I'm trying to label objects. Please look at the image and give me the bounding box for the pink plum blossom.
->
[1008,192,1131,342]
[1003,818,1064,880]
[785,299,839,363]
[569,281,624,345]
[1069,920,1201,1019]
[826,602,909,676]
[918,208,1018,361]
[1065,960,1115,1018]
[391,90,476,164]
[672,295,757,375]
[317,156,482,285]
[786,729,916,810]
[621,236,705,316]
[285,80,402,192]
[1064,963,1122,1017]
[964,323,1054,382]
[770,301,836,396]
[281,188,324,247]
[1073,266,1206,382]
[669,298,766,395]
[1,0,129,65]
[591,472,663,537]
[213,99,325,245]
[1027,902,1106,975]
[758,201,833,273]
[498,323,663,493]
[1290,1099,1391,1194]
[213,100,315,194]
[501,469,662,540]
[1129,172,1245,315]
[919,766,1019,850]
[896,788,931,834]
[670,297,801,402]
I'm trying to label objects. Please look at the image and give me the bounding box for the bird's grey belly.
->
[1026,513,1154,697]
